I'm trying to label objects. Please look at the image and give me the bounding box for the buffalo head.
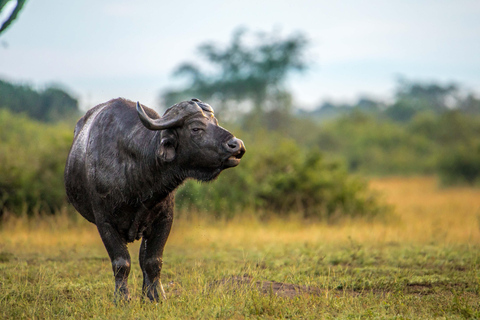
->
[136,98,245,181]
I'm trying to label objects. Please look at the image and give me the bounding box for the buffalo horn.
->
[136,101,184,130]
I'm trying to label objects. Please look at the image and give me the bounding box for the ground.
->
[0,176,479,319]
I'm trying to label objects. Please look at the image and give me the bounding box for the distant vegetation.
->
[164,29,388,220]
[0,80,79,214]
[0,79,80,122]
[161,27,308,125]
[299,78,480,122]
[0,109,72,214]
[304,79,480,185]
[162,29,480,189]
[1,29,480,218]
[0,76,388,220]
[176,131,388,220]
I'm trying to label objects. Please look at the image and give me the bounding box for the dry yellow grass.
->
[369,176,480,244]
[1,176,479,253]
[168,176,480,249]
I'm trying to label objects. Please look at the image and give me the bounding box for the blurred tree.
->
[316,112,438,174]
[297,97,384,123]
[386,78,459,122]
[0,79,79,122]
[297,102,348,122]
[161,28,310,125]
[437,142,480,186]
[355,97,383,114]
[40,86,79,121]
[0,0,27,36]
[458,94,480,115]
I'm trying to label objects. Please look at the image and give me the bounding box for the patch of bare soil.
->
[210,275,323,298]
[405,282,435,295]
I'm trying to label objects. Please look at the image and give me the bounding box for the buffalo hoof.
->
[113,289,131,305]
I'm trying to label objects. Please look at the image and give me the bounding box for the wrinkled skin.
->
[64,98,245,302]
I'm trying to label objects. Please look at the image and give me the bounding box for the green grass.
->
[1,177,480,319]
[1,236,478,319]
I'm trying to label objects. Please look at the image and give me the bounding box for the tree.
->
[161,28,310,121]
[459,94,480,115]
[0,0,27,36]
[386,78,459,122]
[0,79,79,122]
[40,86,79,122]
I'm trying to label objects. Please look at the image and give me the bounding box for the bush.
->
[437,142,480,186]
[0,110,73,214]
[176,131,389,220]
[316,112,437,174]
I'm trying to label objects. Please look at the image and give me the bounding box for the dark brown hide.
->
[64,98,245,302]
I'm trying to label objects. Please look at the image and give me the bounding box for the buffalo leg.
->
[96,221,132,302]
[139,216,173,301]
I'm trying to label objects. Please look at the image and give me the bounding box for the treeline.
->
[0,79,79,122]
[158,28,480,187]
[174,80,480,217]
[299,80,480,185]
[299,78,480,122]
[0,102,388,220]
[0,74,388,220]
[1,76,479,219]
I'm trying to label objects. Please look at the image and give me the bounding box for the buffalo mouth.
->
[224,149,245,167]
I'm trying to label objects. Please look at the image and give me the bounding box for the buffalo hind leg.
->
[139,217,173,302]
[96,221,132,303]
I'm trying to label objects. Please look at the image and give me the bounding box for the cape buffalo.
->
[64,98,245,302]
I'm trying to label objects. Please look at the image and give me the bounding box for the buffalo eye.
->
[191,127,203,134]
[188,119,207,135]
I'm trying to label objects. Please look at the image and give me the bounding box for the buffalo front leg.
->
[139,216,173,302]
[96,221,132,302]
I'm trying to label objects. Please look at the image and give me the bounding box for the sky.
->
[0,0,479,111]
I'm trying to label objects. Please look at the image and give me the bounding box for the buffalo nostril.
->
[228,140,239,150]
[226,138,241,151]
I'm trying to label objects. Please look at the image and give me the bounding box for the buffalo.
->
[64,98,245,302]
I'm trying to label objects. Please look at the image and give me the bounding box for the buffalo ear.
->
[159,131,176,162]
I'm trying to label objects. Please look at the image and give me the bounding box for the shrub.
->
[0,110,73,214]
[437,142,480,186]
[176,131,389,220]
[317,113,437,174]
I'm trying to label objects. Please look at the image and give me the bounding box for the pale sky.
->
[1,0,479,111]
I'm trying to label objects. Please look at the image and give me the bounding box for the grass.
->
[1,176,480,319]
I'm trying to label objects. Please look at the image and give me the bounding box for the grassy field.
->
[1,176,479,319]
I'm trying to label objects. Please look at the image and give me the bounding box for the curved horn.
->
[136,101,184,130]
